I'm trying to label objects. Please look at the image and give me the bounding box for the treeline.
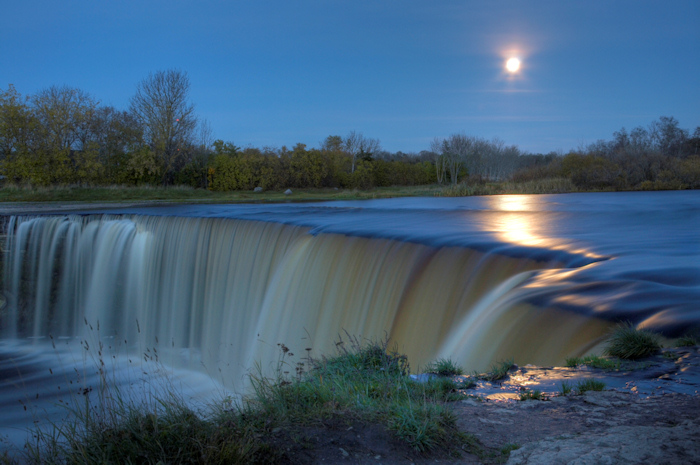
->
[207,140,434,191]
[512,117,700,190]
[1,69,699,192]
[0,71,433,190]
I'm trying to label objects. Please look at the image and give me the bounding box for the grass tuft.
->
[576,379,606,393]
[565,355,621,370]
[603,323,661,360]
[676,335,698,347]
[423,358,464,377]
[559,381,573,396]
[480,358,515,382]
[519,390,545,401]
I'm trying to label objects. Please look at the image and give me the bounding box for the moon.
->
[506,57,521,73]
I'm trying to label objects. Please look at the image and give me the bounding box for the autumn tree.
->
[28,85,101,184]
[130,69,197,184]
[0,85,36,181]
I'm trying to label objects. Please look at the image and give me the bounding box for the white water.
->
[4,214,605,380]
[1,191,698,450]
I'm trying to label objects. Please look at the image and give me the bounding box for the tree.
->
[89,106,143,184]
[130,69,197,185]
[0,85,35,165]
[321,135,343,152]
[345,131,380,173]
[431,134,471,184]
[32,85,98,154]
[649,116,688,158]
[27,85,100,184]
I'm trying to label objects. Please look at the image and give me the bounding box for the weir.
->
[1,213,614,391]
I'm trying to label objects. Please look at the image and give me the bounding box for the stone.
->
[506,420,700,465]
[284,189,293,195]
[253,186,263,193]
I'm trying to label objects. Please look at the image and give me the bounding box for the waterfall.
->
[2,214,612,389]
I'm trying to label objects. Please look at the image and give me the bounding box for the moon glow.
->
[506,57,521,73]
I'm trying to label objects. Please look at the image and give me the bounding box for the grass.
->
[676,334,698,347]
[0,183,444,204]
[565,355,621,370]
[438,177,578,197]
[0,177,599,206]
[480,358,515,382]
[519,389,545,401]
[575,379,606,393]
[423,357,464,377]
[250,335,474,453]
[603,323,662,360]
[559,381,573,396]
[10,335,483,464]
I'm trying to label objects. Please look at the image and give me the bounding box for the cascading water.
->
[1,192,698,449]
[2,213,612,383]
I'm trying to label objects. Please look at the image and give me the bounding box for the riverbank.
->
[1,180,688,206]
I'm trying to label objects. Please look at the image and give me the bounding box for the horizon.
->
[2,1,699,154]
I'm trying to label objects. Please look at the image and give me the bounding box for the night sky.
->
[2,0,698,154]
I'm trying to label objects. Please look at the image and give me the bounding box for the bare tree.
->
[433,134,472,184]
[430,138,447,184]
[345,130,380,172]
[649,116,688,158]
[197,118,214,152]
[130,69,197,184]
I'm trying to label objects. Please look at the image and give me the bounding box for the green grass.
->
[0,184,444,204]
[250,335,473,453]
[603,323,662,359]
[676,334,698,347]
[565,355,621,370]
[11,335,483,464]
[438,177,577,197]
[423,357,464,377]
[499,443,521,460]
[663,350,678,359]
[575,379,606,393]
[480,358,515,382]
[559,381,573,396]
[519,389,545,401]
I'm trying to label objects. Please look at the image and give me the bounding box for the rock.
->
[506,420,700,465]
[253,186,263,193]
[284,189,293,195]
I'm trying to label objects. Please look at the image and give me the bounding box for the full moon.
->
[506,57,521,73]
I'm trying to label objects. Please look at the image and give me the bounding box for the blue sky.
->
[2,1,698,154]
